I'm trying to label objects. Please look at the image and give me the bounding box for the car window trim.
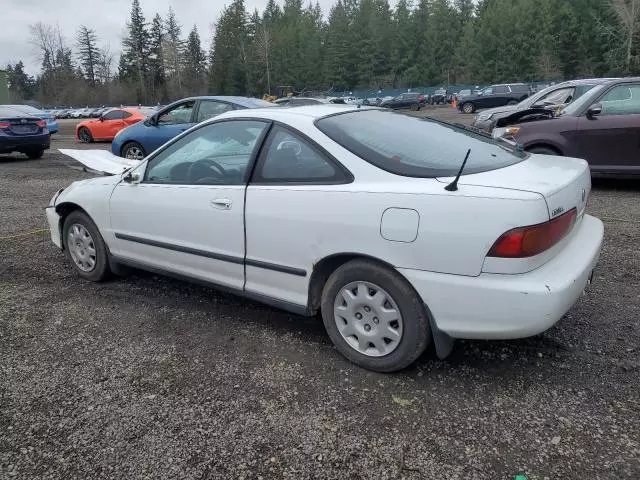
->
[249,121,354,186]
[576,81,640,116]
[140,118,273,186]
[193,99,238,124]
[156,99,196,126]
[592,81,640,116]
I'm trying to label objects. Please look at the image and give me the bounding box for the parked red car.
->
[493,78,640,176]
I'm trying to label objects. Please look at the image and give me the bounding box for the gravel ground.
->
[1,118,639,480]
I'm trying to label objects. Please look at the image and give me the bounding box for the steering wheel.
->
[277,140,302,156]
[186,159,226,184]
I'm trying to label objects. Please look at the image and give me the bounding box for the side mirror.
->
[586,103,602,119]
[123,171,141,184]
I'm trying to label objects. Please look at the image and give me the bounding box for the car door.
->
[194,99,236,123]
[108,119,270,289]
[575,82,640,173]
[146,100,197,153]
[244,125,353,306]
[101,110,126,138]
[491,85,510,107]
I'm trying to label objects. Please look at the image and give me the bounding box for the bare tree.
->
[608,0,640,71]
[76,25,99,86]
[96,44,114,83]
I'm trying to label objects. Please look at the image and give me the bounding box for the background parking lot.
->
[1,111,639,479]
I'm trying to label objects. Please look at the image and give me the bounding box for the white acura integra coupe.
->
[46,105,603,372]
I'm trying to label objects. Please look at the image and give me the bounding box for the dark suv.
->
[380,92,427,111]
[457,83,531,114]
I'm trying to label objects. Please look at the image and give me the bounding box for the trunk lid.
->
[437,153,591,221]
[4,117,42,135]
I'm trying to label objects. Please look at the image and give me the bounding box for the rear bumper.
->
[0,133,50,153]
[399,214,604,339]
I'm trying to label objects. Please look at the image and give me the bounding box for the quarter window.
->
[494,86,509,94]
[253,126,348,183]
[144,120,268,185]
[103,110,124,120]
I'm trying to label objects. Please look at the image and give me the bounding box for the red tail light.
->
[488,208,577,258]
[36,120,47,127]
[0,121,10,128]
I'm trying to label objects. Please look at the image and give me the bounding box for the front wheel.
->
[78,127,93,143]
[62,211,110,282]
[122,141,146,160]
[507,100,518,106]
[462,102,475,114]
[321,259,431,372]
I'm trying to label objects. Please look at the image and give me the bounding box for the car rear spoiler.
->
[58,149,140,175]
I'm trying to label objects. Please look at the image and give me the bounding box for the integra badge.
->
[552,206,565,217]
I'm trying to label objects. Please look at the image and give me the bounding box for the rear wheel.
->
[26,149,44,160]
[122,141,146,160]
[78,127,93,143]
[320,259,431,372]
[62,211,110,282]
[527,146,559,155]
[462,102,475,114]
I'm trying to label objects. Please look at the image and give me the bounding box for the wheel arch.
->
[55,202,91,249]
[307,253,398,313]
[524,142,564,155]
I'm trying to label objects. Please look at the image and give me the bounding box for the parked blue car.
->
[111,96,276,159]
[4,104,58,134]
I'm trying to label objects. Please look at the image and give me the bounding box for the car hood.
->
[58,149,140,175]
[494,108,555,128]
[477,105,519,118]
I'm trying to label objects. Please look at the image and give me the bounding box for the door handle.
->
[211,198,232,210]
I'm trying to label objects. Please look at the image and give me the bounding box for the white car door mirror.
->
[123,171,141,184]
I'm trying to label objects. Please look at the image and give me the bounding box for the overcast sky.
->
[2,0,339,76]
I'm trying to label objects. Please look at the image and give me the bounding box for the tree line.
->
[6,0,640,106]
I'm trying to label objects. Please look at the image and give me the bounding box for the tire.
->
[122,141,146,160]
[78,127,93,143]
[507,100,518,106]
[411,103,420,111]
[62,210,110,282]
[527,146,559,156]
[26,149,44,160]
[320,259,431,372]
[462,102,475,114]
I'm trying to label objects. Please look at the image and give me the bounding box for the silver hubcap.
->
[334,281,403,357]
[67,224,97,272]
[125,146,144,160]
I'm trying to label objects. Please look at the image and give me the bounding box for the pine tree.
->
[120,0,150,102]
[149,13,166,100]
[184,26,207,95]
[6,62,36,101]
[75,25,99,86]
[164,6,185,97]
[209,0,248,95]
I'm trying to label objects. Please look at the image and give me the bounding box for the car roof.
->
[172,95,273,108]
[213,104,366,123]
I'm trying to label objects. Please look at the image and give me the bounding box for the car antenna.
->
[444,148,471,192]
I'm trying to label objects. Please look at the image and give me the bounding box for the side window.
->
[600,84,640,115]
[494,86,509,94]
[157,102,195,125]
[253,126,349,184]
[482,87,494,95]
[122,111,133,119]
[103,110,123,120]
[196,101,235,122]
[144,120,268,185]
[540,87,575,105]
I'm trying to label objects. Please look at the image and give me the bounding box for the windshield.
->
[561,84,607,116]
[316,110,527,178]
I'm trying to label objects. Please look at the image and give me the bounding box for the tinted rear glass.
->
[509,84,530,93]
[0,106,32,118]
[316,110,527,177]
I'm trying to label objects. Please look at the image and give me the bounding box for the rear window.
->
[315,110,527,178]
[0,106,31,118]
